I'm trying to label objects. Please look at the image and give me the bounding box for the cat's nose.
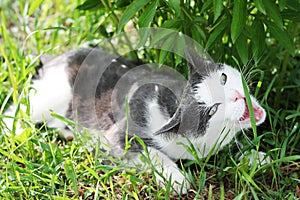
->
[234,91,244,102]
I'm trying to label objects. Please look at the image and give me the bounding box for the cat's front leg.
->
[129,147,190,195]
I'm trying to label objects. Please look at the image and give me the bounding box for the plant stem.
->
[274,52,289,109]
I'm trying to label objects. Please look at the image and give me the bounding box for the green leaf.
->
[286,0,300,11]
[118,0,151,32]
[76,0,104,10]
[263,0,283,29]
[200,1,213,13]
[194,16,208,24]
[286,112,300,120]
[279,155,300,162]
[175,32,186,58]
[0,149,26,164]
[167,0,182,17]
[235,33,248,65]
[31,139,63,165]
[251,17,265,63]
[115,0,131,8]
[28,0,43,15]
[281,9,300,22]
[265,21,295,54]
[206,19,228,49]
[81,164,101,179]
[239,169,266,195]
[158,35,175,65]
[231,0,247,43]
[64,159,78,194]
[161,19,182,29]
[31,139,52,152]
[253,0,266,14]
[97,25,110,38]
[149,29,175,47]
[137,28,150,48]
[278,0,287,11]
[213,0,223,22]
[191,25,206,44]
[138,0,158,27]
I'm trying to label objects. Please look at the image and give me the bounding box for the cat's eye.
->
[220,73,227,85]
[208,103,221,117]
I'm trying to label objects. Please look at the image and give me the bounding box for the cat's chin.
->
[238,98,266,126]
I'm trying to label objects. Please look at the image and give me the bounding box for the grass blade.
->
[241,73,257,137]
[64,159,78,194]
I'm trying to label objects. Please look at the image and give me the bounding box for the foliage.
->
[0,0,299,199]
[76,0,300,108]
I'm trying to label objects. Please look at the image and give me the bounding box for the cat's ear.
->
[155,109,181,135]
[155,101,206,136]
[185,48,217,80]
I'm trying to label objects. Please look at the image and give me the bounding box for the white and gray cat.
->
[3,48,266,195]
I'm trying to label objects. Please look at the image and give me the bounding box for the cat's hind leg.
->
[29,64,72,127]
[2,59,73,136]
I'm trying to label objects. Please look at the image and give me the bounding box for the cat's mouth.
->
[239,98,265,124]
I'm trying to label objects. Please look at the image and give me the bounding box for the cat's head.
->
[156,48,266,137]
[185,48,266,131]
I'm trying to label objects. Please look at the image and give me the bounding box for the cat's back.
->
[35,48,186,140]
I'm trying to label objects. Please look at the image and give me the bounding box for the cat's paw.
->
[59,129,74,141]
[137,147,190,195]
[155,167,190,195]
[239,149,271,166]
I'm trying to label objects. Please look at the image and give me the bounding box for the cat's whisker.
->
[223,119,235,143]
[246,71,260,84]
[239,125,255,146]
[241,58,252,77]
[245,60,252,72]
[233,123,244,154]
[227,121,245,157]
[247,80,259,88]
[244,65,257,83]
[254,54,264,66]
[243,55,258,83]
[243,70,250,83]
[244,53,267,84]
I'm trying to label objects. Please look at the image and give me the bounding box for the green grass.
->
[1,0,300,199]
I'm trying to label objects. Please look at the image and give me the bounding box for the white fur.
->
[147,98,168,133]
[129,146,190,195]
[30,65,72,126]
[4,57,72,134]
[158,135,195,160]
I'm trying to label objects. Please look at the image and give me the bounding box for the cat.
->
[3,47,266,195]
